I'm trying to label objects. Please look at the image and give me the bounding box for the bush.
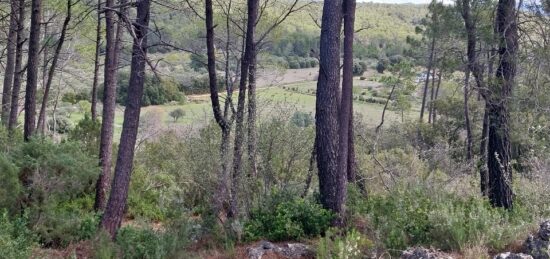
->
[244,194,333,241]
[169,108,185,122]
[290,111,314,128]
[9,139,100,247]
[288,60,301,69]
[117,227,164,259]
[376,61,386,73]
[47,116,73,134]
[99,71,185,106]
[69,114,101,155]
[0,211,36,259]
[362,188,534,254]
[316,228,373,259]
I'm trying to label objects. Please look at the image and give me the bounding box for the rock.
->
[494,252,533,259]
[246,241,314,259]
[524,221,550,259]
[400,247,454,259]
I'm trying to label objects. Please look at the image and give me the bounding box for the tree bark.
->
[316,0,344,225]
[95,0,118,211]
[36,0,72,133]
[464,68,473,161]
[487,0,517,209]
[341,0,355,184]
[204,0,233,216]
[2,0,18,127]
[431,70,442,123]
[246,0,259,179]
[23,0,42,141]
[428,65,436,124]
[479,102,489,196]
[8,0,26,133]
[91,0,102,121]
[420,36,435,122]
[100,0,151,238]
[228,0,258,218]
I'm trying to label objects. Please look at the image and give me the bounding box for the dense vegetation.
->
[0,0,549,258]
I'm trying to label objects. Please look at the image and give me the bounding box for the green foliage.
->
[7,139,100,247]
[47,115,74,134]
[117,227,164,259]
[69,114,101,155]
[360,188,534,254]
[169,108,185,122]
[290,111,314,128]
[376,60,386,73]
[0,155,21,213]
[244,194,333,241]
[0,211,36,259]
[316,228,373,259]
[100,71,185,106]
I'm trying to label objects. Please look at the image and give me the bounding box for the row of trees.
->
[414,0,530,209]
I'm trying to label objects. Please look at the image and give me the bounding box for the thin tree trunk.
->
[8,0,26,133]
[23,0,42,141]
[100,0,151,238]
[464,67,473,161]
[228,0,258,218]
[432,70,442,123]
[91,0,102,121]
[420,36,436,122]
[341,0,355,184]
[205,0,232,216]
[37,0,72,133]
[95,0,118,211]
[247,54,258,178]
[428,66,436,124]
[487,0,517,209]
[246,0,260,179]
[2,0,18,126]
[316,0,344,225]
[479,102,489,196]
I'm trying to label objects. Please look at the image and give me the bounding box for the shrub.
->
[244,195,333,241]
[169,108,185,122]
[362,187,534,254]
[316,228,373,259]
[290,111,314,128]
[47,116,73,134]
[288,60,300,69]
[9,139,100,247]
[376,61,386,73]
[69,114,101,155]
[99,71,185,106]
[0,211,36,259]
[117,227,164,259]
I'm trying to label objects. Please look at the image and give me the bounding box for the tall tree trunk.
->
[341,0,355,184]
[95,0,118,211]
[246,0,259,179]
[479,102,489,196]
[100,0,151,238]
[2,0,18,127]
[420,36,436,122]
[204,0,232,215]
[246,55,258,178]
[91,0,102,121]
[428,66,436,124]
[432,70,442,123]
[316,0,344,225]
[228,0,258,218]
[23,0,42,141]
[8,0,26,133]
[36,0,72,133]
[487,0,517,209]
[464,68,473,161]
